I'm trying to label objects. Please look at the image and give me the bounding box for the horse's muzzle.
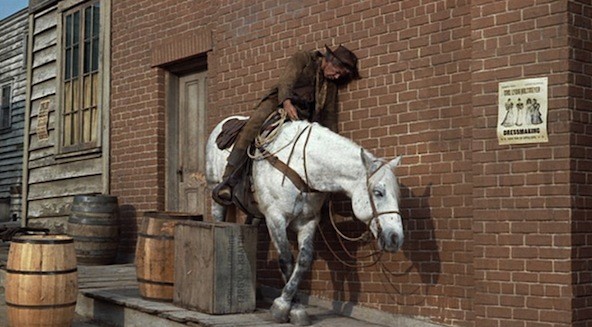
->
[378,230,403,252]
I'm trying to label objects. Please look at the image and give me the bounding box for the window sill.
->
[56,147,102,161]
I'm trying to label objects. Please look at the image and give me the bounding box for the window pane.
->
[65,48,71,80]
[65,14,72,47]
[63,113,72,145]
[83,108,91,142]
[83,75,92,108]
[92,73,98,106]
[84,39,90,73]
[93,4,100,37]
[91,4,100,71]
[92,38,99,71]
[72,12,79,45]
[84,6,90,74]
[64,82,72,113]
[90,107,98,142]
[85,6,92,41]
[72,80,80,144]
[72,44,79,78]
[1,109,8,128]
[1,86,9,105]
[70,10,79,79]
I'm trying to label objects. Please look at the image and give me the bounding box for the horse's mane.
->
[279,120,370,157]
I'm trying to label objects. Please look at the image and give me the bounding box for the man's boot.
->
[216,184,232,202]
[212,151,249,206]
[212,164,238,206]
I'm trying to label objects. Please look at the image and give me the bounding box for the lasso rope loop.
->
[328,201,371,242]
[318,219,383,269]
[318,201,383,268]
[254,108,287,148]
[248,108,300,160]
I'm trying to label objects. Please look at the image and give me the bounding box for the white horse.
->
[206,116,404,325]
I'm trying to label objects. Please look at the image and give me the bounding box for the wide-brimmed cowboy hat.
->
[325,44,360,79]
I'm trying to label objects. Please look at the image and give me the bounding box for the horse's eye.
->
[373,189,384,197]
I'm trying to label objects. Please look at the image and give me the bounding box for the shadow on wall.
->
[254,183,441,314]
[116,204,138,264]
[314,183,440,314]
[380,183,441,304]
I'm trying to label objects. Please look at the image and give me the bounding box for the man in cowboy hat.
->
[213,44,360,205]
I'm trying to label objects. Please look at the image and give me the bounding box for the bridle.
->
[363,150,403,239]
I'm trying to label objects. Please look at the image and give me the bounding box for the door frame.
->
[164,56,208,212]
[165,72,180,211]
[165,71,209,212]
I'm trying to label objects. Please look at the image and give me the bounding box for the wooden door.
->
[166,71,207,215]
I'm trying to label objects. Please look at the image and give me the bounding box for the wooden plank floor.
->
[78,263,137,290]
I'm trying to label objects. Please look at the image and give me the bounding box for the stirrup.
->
[212,183,233,206]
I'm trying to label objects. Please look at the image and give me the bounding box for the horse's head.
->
[351,151,404,253]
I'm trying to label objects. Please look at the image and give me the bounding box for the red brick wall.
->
[569,1,592,326]
[471,0,575,326]
[110,0,590,326]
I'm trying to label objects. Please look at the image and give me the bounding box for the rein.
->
[250,109,321,193]
[318,217,383,268]
[261,124,320,193]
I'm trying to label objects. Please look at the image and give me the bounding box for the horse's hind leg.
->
[271,219,318,326]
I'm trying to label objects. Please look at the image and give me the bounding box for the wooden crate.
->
[173,220,258,314]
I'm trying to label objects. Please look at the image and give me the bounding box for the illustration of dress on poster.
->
[501,97,543,127]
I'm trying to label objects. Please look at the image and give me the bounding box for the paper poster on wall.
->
[497,77,548,145]
[36,100,50,141]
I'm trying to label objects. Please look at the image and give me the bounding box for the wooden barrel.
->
[67,194,119,265]
[136,211,202,301]
[5,234,78,327]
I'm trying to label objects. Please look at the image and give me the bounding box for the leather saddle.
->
[216,118,264,219]
[215,116,319,220]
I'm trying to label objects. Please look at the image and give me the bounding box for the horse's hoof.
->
[290,304,311,326]
[270,297,291,323]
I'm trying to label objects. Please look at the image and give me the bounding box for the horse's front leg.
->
[271,218,318,326]
[211,201,227,222]
[266,214,295,322]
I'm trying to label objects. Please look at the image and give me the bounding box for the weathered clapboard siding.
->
[28,157,103,184]
[28,195,75,217]
[28,174,103,200]
[22,1,109,229]
[0,8,28,220]
[32,45,55,68]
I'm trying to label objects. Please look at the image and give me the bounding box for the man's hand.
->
[283,99,298,120]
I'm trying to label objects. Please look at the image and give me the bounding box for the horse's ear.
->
[361,149,373,170]
[388,155,402,170]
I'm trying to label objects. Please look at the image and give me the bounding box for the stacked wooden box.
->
[173,220,258,314]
